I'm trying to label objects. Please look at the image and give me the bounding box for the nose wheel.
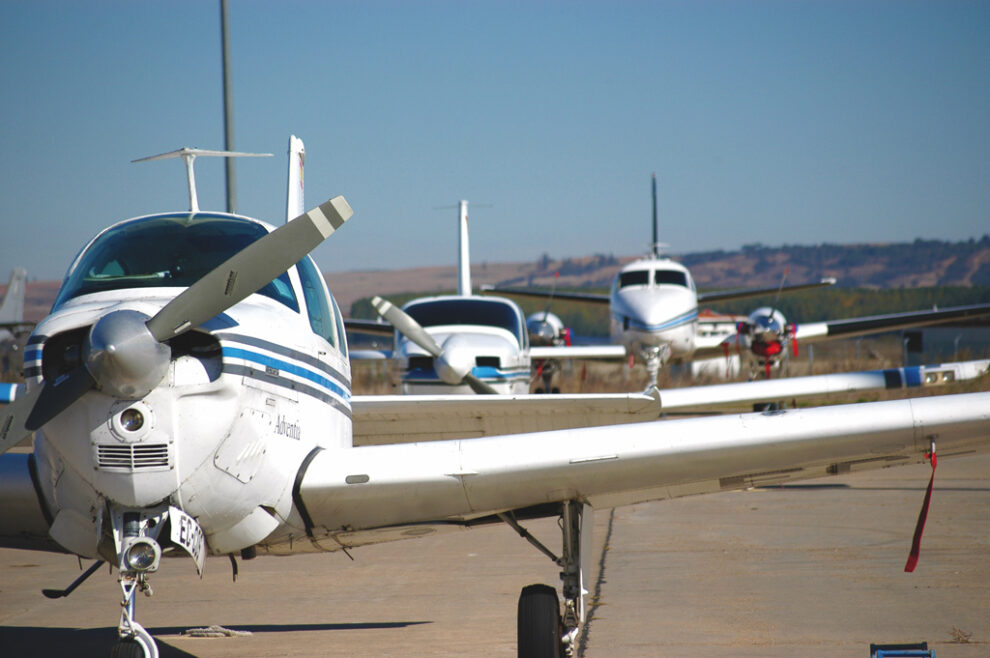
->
[113,573,158,658]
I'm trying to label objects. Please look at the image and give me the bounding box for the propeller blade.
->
[24,368,98,432]
[464,373,498,395]
[147,196,352,342]
[1,366,99,455]
[370,296,443,358]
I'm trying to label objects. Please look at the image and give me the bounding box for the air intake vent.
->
[97,444,170,470]
[407,356,434,371]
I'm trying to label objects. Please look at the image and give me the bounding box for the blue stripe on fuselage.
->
[614,308,698,333]
[222,346,350,401]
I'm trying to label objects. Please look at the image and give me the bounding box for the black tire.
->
[110,639,147,658]
[518,583,561,658]
[550,387,560,394]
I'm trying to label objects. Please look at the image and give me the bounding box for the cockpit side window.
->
[654,270,688,287]
[619,270,650,288]
[296,255,338,350]
[54,215,299,312]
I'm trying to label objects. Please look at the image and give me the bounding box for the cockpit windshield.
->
[405,298,525,346]
[618,270,650,288]
[54,214,299,311]
[654,269,688,287]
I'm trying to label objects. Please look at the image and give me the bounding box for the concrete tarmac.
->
[1,454,988,657]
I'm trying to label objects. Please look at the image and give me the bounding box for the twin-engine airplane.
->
[484,175,838,386]
[348,196,623,395]
[486,175,990,386]
[2,147,990,658]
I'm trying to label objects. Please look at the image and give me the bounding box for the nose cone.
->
[748,308,786,342]
[85,310,171,399]
[617,287,695,331]
[435,334,475,385]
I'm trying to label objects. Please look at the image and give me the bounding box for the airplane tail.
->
[0,268,27,325]
[457,200,471,296]
[286,135,305,224]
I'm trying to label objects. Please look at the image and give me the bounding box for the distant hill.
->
[682,236,990,290]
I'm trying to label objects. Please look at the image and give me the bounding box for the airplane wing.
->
[660,359,989,410]
[352,390,663,445]
[696,277,836,304]
[295,391,990,551]
[481,285,610,305]
[794,302,990,343]
[351,359,988,445]
[529,344,627,360]
[344,318,394,336]
[349,349,392,360]
[484,279,835,306]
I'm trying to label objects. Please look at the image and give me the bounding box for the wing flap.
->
[352,392,662,445]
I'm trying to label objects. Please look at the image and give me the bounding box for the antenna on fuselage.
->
[132,148,272,213]
[651,172,660,258]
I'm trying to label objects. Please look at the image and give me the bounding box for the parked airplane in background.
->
[2,148,990,658]
[487,174,990,386]
[0,267,30,343]
[707,302,990,378]
[485,175,837,386]
[351,199,624,394]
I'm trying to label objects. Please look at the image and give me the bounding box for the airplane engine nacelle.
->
[747,307,788,344]
[527,312,565,346]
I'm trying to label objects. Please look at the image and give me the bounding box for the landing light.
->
[123,538,161,572]
[120,408,145,432]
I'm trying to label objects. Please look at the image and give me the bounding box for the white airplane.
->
[2,147,990,658]
[349,199,624,395]
[0,267,30,344]
[486,175,990,386]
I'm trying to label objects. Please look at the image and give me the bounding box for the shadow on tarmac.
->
[0,621,431,656]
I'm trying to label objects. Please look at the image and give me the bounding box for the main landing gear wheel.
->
[518,584,562,658]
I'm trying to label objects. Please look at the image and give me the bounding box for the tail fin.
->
[286,135,305,223]
[0,268,27,325]
[457,200,471,296]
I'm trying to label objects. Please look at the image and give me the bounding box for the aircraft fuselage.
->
[608,257,699,362]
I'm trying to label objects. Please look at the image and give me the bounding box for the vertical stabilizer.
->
[286,135,306,223]
[0,268,27,325]
[457,200,471,296]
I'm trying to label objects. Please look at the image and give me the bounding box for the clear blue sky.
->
[2,1,988,281]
